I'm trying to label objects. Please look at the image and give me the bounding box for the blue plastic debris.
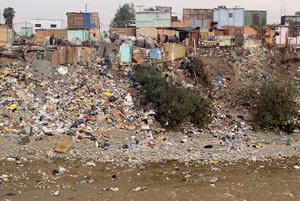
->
[127,117,134,123]
[216,76,223,83]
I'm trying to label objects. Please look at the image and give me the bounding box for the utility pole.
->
[85,4,88,41]
[25,21,27,37]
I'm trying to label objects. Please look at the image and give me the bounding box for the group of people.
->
[45,33,99,46]
[157,34,179,44]
[46,34,63,46]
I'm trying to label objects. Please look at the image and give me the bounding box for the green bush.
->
[132,65,212,128]
[251,80,298,132]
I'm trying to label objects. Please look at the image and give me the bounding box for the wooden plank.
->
[111,109,122,121]
[133,54,145,64]
[0,25,8,45]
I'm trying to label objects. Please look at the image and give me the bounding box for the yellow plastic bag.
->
[8,104,17,110]
[104,92,112,97]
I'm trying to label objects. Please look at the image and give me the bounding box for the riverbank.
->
[1,128,300,167]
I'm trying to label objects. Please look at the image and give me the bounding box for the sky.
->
[0,0,299,32]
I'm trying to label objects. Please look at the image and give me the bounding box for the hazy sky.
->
[0,0,299,31]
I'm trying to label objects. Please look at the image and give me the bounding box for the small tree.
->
[133,65,212,129]
[3,7,15,29]
[111,3,135,28]
[251,80,299,132]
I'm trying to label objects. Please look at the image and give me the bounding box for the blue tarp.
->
[83,13,91,29]
[121,44,133,63]
[83,13,96,28]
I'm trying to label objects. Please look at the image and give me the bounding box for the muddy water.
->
[1,159,300,201]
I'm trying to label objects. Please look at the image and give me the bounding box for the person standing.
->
[49,34,55,45]
[173,34,179,43]
[164,35,168,43]
[157,34,161,44]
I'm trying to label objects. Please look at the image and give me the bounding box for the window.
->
[289,27,300,37]
[229,13,233,18]
[50,24,57,28]
[35,24,42,27]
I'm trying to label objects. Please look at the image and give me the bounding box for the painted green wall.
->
[20,27,32,37]
[67,30,89,41]
[245,10,267,26]
[136,11,171,28]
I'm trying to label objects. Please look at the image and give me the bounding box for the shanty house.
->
[30,19,64,33]
[213,7,244,28]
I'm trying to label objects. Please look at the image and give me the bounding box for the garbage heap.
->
[0,58,163,148]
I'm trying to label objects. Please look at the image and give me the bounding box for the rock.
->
[17,136,30,145]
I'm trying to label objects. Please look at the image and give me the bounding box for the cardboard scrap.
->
[133,54,145,64]
[54,139,74,153]
[0,67,14,78]
[111,109,121,121]
[164,44,186,61]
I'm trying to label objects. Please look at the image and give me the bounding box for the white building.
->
[30,19,64,33]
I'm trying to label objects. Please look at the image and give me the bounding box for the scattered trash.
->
[285,138,290,145]
[86,162,96,167]
[216,76,223,83]
[294,164,300,169]
[52,167,66,175]
[8,104,17,110]
[132,186,147,192]
[57,66,69,75]
[110,187,119,192]
[51,190,60,196]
